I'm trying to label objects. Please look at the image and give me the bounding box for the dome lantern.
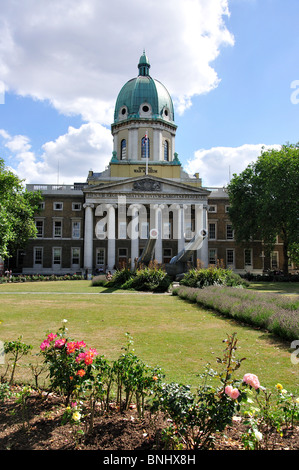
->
[138,51,151,77]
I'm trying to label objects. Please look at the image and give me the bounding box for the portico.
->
[83,176,210,276]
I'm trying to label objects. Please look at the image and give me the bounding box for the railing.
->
[27,183,85,192]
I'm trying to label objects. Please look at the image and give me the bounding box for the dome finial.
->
[138,51,150,77]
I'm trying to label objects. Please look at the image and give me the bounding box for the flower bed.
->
[1,327,298,450]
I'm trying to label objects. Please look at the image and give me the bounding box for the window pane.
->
[72,221,80,239]
[164,141,169,161]
[140,222,149,239]
[34,248,42,265]
[244,249,252,266]
[226,224,234,239]
[53,248,61,264]
[121,139,126,160]
[141,136,150,158]
[227,249,234,264]
[209,249,217,265]
[35,220,43,238]
[72,248,80,265]
[54,221,62,237]
[209,223,216,239]
[97,249,105,265]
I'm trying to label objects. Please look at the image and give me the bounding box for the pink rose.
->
[54,338,66,349]
[225,385,240,400]
[243,373,260,390]
[47,333,57,342]
[40,340,50,350]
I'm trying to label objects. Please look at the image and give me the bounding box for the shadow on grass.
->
[174,296,293,351]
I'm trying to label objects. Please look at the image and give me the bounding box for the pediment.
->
[84,175,210,197]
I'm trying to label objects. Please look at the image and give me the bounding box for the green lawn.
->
[0,280,298,394]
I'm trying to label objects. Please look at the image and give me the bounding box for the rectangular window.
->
[271,252,279,269]
[163,248,172,263]
[185,222,193,240]
[140,222,149,239]
[71,248,80,266]
[72,203,82,211]
[209,249,217,265]
[244,249,252,266]
[208,205,217,213]
[54,220,62,238]
[208,223,216,240]
[53,202,63,210]
[226,249,234,266]
[53,248,62,266]
[34,247,43,265]
[72,221,81,239]
[226,224,234,240]
[163,222,171,239]
[96,248,105,266]
[35,220,44,238]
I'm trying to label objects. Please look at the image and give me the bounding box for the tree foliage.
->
[227,144,299,275]
[0,159,43,259]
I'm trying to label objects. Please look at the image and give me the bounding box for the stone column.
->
[177,204,186,254]
[153,204,163,263]
[107,204,116,271]
[195,204,208,268]
[202,204,208,267]
[83,203,94,278]
[128,204,140,269]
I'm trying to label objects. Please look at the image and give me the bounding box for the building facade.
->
[13,53,290,277]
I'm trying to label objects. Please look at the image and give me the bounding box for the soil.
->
[0,386,298,454]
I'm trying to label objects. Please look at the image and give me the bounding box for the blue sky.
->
[0,0,298,187]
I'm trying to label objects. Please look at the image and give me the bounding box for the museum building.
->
[14,53,288,277]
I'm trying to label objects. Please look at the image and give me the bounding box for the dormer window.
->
[119,106,128,121]
[162,107,171,121]
[139,102,152,118]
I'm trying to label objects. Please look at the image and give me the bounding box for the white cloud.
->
[0,123,112,184]
[186,143,282,187]
[0,0,234,121]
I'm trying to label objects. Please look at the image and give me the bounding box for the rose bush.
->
[39,321,98,405]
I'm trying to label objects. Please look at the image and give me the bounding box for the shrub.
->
[101,266,171,293]
[126,267,171,292]
[180,267,248,289]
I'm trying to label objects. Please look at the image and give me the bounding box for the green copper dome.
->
[113,52,175,124]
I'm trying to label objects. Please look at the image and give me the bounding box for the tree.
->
[226,144,299,276]
[0,159,43,260]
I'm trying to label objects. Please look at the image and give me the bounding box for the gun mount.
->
[165,230,207,278]
[137,228,207,279]
[137,228,158,266]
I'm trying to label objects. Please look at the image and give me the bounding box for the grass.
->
[0,280,298,394]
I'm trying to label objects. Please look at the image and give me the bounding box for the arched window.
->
[164,140,169,161]
[141,135,150,159]
[121,139,126,160]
